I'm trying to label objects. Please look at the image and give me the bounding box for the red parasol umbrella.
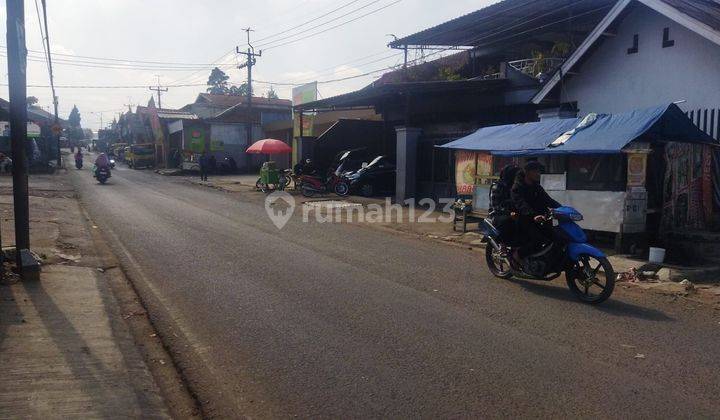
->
[246,139,292,155]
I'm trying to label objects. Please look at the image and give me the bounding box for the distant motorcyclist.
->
[75,150,83,169]
[511,161,560,260]
[94,152,110,175]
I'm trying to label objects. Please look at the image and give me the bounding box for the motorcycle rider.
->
[489,164,521,245]
[511,160,560,262]
[94,152,111,177]
[75,149,83,169]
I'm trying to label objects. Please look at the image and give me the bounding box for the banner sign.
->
[293,114,314,137]
[455,151,477,195]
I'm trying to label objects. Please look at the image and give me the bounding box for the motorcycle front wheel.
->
[485,244,512,279]
[334,181,349,196]
[566,255,615,304]
[302,186,315,197]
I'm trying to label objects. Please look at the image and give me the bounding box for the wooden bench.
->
[452,208,488,233]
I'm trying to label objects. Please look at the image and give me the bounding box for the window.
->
[662,27,675,48]
[567,155,626,191]
[627,34,639,54]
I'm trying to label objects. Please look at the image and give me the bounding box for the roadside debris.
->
[122,311,147,319]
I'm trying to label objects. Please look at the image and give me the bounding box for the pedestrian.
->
[199,152,209,181]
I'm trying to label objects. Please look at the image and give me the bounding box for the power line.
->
[256,0,383,48]
[168,47,237,85]
[253,0,365,44]
[39,0,61,167]
[0,44,241,66]
[32,0,51,83]
[0,49,236,71]
[262,0,403,51]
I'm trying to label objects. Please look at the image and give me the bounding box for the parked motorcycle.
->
[482,206,615,304]
[94,166,111,184]
[300,170,349,197]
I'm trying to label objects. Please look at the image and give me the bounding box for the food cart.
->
[246,139,293,193]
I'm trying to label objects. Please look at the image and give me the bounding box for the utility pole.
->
[40,0,60,167]
[6,0,31,270]
[237,28,262,168]
[149,75,168,109]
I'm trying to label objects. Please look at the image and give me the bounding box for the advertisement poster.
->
[292,82,317,138]
[188,129,205,153]
[476,153,493,185]
[455,151,477,195]
[293,114,315,137]
[627,153,647,188]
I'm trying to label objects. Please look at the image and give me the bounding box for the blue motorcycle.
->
[483,206,615,304]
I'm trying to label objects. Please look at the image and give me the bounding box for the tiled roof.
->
[196,93,291,108]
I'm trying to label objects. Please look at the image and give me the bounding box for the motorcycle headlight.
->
[110,159,115,164]
[570,213,584,221]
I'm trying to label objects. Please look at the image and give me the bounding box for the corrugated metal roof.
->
[295,79,508,111]
[658,0,720,32]
[389,0,615,48]
[156,110,199,120]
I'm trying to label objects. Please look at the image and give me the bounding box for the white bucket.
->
[648,247,666,264]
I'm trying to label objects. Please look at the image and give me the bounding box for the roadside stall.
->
[440,104,717,250]
[246,139,293,193]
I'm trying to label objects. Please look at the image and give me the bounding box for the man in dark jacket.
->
[511,161,560,259]
[490,164,521,245]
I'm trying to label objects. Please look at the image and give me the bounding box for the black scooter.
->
[75,156,83,169]
[95,166,111,184]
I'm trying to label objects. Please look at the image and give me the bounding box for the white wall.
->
[562,3,720,116]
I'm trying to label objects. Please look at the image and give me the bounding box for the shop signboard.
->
[627,153,648,188]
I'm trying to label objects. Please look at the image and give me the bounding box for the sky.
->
[0,0,492,131]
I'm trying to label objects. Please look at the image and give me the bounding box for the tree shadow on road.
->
[506,278,674,322]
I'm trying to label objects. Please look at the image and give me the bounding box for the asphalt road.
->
[69,160,720,418]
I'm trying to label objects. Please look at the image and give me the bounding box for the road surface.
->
[69,161,720,418]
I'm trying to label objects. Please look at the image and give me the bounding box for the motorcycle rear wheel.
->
[485,245,512,279]
[566,255,615,304]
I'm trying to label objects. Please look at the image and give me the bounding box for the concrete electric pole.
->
[237,28,262,168]
[5,0,33,273]
[149,75,168,109]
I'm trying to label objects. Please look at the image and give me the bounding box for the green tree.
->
[67,105,83,141]
[207,67,230,94]
[266,86,279,99]
[68,105,81,128]
[228,83,249,96]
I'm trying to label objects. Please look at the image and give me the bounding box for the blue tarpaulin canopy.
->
[439,104,716,156]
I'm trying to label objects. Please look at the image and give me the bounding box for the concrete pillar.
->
[395,127,422,203]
